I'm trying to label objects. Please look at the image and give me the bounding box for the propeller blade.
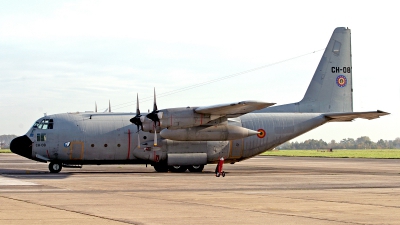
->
[130,93,144,132]
[146,88,161,126]
[137,132,141,149]
[154,124,158,146]
[95,102,97,112]
[136,94,140,115]
[109,100,111,113]
[138,88,160,147]
[153,87,157,112]
[135,124,140,132]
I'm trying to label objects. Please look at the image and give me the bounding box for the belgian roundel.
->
[257,129,266,138]
[336,75,347,88]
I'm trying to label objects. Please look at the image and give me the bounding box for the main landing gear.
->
[153,164,204,173]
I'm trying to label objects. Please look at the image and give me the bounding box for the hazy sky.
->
[1,0,399,142]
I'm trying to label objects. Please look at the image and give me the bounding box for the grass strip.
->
[0,149,12,153]
[260,149,400,159]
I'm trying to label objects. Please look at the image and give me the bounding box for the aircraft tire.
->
[153,163,168,172]
[168,166,187,173]
[49,162,62,173]
[188,165,204,172]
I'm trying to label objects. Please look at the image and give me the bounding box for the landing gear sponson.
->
[153,164,204,173]
[47,162,204,173]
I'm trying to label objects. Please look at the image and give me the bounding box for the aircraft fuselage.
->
[18,111,327,166]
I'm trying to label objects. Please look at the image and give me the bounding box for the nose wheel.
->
[49,162,62,173]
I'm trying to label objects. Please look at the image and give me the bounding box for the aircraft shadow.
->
[64,170,218,174]
[0,169,71,179]
[1,168,222,179]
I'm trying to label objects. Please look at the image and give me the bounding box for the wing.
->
[195,101,275,117]
[324,110,390,122]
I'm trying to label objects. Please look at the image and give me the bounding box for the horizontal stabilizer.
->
[324,110,390,122]
[195,101,275,116]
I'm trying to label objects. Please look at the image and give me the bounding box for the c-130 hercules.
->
[10,27,389,173]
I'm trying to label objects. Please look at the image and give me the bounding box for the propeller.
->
[146,88,163,146]
[129,94,145,148]
[146,88,160,125]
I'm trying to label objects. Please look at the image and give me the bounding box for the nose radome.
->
[10,135,33,159]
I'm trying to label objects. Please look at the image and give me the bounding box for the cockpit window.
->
[36,119,54,129]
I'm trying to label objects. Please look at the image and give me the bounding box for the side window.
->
[36,133,46,142]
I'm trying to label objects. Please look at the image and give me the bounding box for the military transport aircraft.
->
[10,27,389,173]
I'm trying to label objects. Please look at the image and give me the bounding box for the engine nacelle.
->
[140,107,231,133]
[132,146,166,162]
[141,119,162,133]
[159,107,212,129]
[160,125,259,141]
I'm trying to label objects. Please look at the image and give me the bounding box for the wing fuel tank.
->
[160,125,259,141]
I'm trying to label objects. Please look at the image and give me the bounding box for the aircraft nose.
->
[10,135,33,159]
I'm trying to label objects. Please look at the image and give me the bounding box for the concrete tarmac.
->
[1,153,400,225]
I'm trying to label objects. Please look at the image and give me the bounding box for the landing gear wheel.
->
[49,162,62,173]
[222,171,225,177]
[216,172,220,177]
[188,165,204,172]
[168,166,188,172]
[153,163,168,172]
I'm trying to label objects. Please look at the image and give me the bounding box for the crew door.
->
[229,139,243,158]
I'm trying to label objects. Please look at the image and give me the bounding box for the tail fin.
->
[264,27,353,113]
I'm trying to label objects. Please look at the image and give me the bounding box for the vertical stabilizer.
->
[263,27,353,113]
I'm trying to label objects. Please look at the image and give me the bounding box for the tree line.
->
[277,136,400,150]
[0,135,17,148]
